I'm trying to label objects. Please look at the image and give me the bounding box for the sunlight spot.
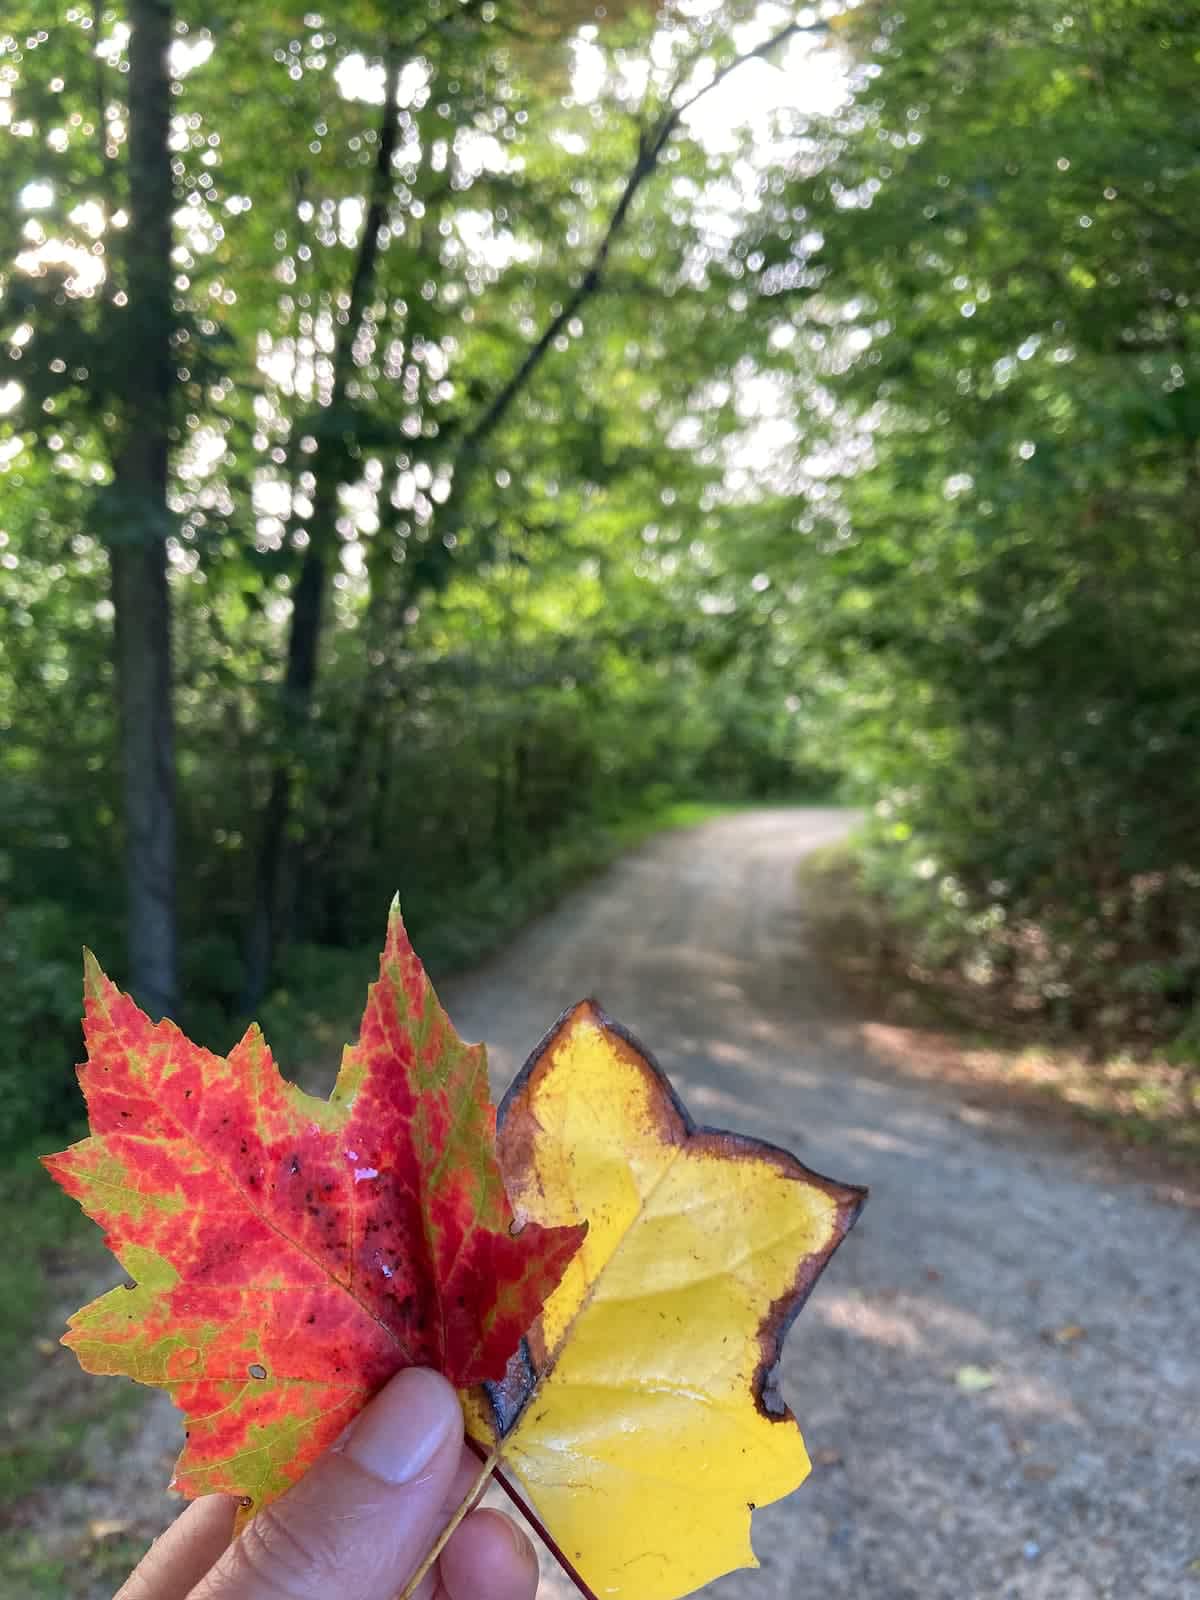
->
[170,37,214,77]
[818,1294,924,1354]
[20,181,54,210]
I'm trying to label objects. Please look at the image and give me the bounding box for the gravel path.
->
[38,809,1200,1599]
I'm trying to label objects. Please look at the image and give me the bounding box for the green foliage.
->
[5,0,1196,1165]
[749,0,1200,1049]
[0,1123,99,1510]
[0,906,91,1149]
[0,1130,95,1362]
[0,4,828,1148]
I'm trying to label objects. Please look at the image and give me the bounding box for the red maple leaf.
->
[43,902,585,1510]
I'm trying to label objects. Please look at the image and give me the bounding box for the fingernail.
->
[343,1368,461,1485]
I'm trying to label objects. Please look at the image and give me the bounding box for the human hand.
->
[115,1368,538,1600]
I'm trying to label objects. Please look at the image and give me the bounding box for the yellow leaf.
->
[468,1002,865,1600]
[955,1364,997,1392]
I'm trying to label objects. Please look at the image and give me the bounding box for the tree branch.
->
[446,17,821,490]
[666,18,819,128]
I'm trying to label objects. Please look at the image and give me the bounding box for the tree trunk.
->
[242,48,404,1009]
[108,0,178,1019]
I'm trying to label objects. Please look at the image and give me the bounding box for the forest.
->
[3,0,1198,1156]
[4,4,1200,1597]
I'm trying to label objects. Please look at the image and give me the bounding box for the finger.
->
[434,1508,539,1600]
[114,1495,236,1600]
[403,1442,500,1600]
[189,1367,463,1600]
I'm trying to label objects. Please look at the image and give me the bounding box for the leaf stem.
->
[482,1453,602,1600]
[397,1442,502,1600]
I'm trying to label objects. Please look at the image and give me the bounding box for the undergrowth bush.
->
[850,815,1200,1057]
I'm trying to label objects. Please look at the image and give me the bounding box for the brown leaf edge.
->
[475,999,869,1600]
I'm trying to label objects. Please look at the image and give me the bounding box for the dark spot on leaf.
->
[248,1363,267,1380]
[289,1155,301,1175]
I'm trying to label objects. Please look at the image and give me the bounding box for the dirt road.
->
[47,810,1200,1599]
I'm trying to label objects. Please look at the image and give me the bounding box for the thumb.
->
[190,1368,464,1600]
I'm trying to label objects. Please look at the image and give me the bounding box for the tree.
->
[0,1,180,1016]
[1,3,833,1145]
[746,0,1200,1034]
[236,4,819,1001]
[108,0,178,1018]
